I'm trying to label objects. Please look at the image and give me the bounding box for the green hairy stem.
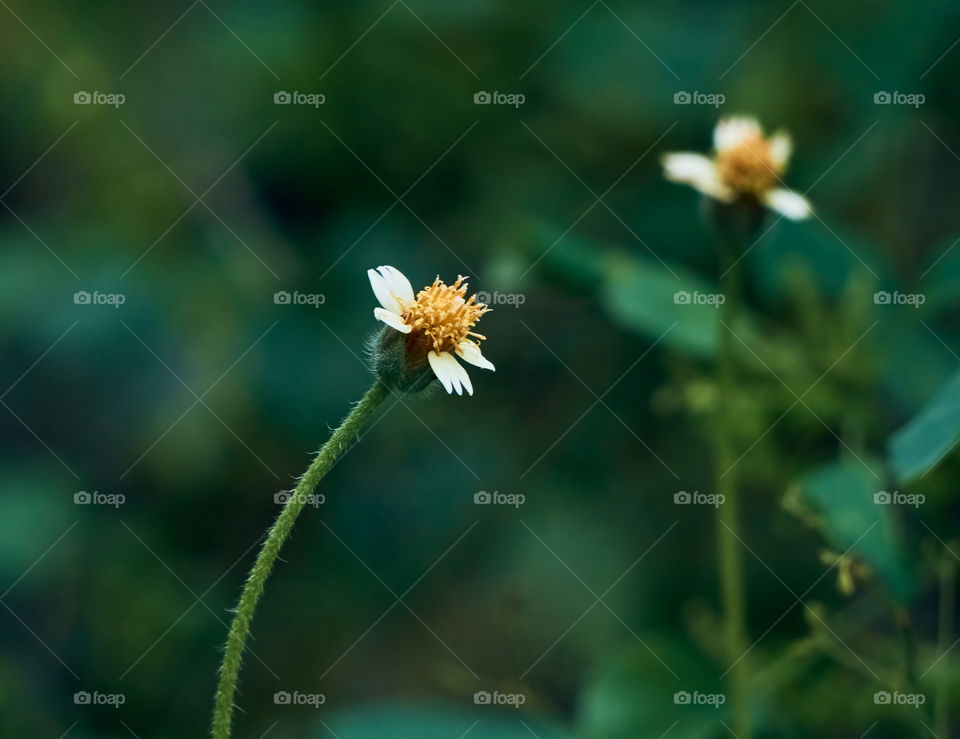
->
[212,380,390,739]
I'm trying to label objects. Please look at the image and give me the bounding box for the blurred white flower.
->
[368,265,494,396]
[662,116,812,220]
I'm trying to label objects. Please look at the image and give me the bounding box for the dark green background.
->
[1,1,959,737]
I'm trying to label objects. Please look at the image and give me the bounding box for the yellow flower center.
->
[402,276,489,354]
[715,133,782,195]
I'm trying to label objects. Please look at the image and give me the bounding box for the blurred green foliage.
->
[2,1,960,737]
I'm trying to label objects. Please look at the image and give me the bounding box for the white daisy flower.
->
[368,265,494,396]
[662,116,812,220]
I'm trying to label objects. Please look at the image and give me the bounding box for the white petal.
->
[374,307,411,333]
[661,153,731,201]
[714,116,762,152]
[662,152,715,185]
[763,188,812,220]
[368,268,402,313]
[769,131,792,169]
[428,351,456,394]
[428,351,473,396]
[377,265,415,304]
[368,265,413,314]
[456,340,495,371]
[453,359,473,396]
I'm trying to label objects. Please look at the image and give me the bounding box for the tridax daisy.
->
[368,265,494,396]
[662,116,812,220]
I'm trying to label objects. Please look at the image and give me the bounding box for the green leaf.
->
[517,221,761,359]
[317,703,570,739]
[915,233,960,317]
[600,254,715,358]
[889,368,960,481]
[516,222,608,292]
[578,639,729,739]
[600,253,754,359]
[750,220,887,302]
[800,458,912,602]
[875,316,954,412]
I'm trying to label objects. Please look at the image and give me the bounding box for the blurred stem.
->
[715,238,752,739]
[936,547,956,737]
[896,608,920,696]
[211,380,390,739]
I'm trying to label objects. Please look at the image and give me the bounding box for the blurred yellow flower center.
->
[716,133,781,195]
[402,276,490,353]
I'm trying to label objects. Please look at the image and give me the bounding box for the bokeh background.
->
[2,1,960,737]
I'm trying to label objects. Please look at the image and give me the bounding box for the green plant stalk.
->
[936,547,955,737]
[715,240,752,739]
[211,380,390,739]
[897,609,919,692]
